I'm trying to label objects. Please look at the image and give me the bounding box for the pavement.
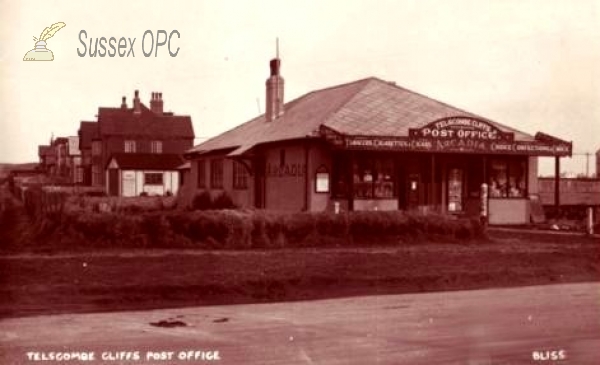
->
[1,282,599,365]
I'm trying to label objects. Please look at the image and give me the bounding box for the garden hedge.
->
[36,209,486,249]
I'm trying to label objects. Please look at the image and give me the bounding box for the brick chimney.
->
[133,90,141,114]
[150,92,164,115]
[265,58,284,122]
[121,96,127,110]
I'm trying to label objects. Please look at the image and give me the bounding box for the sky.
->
[1,0,599,176]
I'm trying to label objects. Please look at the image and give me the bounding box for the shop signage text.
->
[321,117,571,156]
[409,117,514,141]
[266,163,307,178]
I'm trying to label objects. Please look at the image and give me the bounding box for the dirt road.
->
[1,282,599,364]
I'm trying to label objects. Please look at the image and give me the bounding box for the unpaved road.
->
[1,282,599,364]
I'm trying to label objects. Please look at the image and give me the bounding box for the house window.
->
[197,160,206,188]
[91,141,101,156]
[353,156,395,198]
[124,140,136,153]
[488,157,527,198]
[92,165,101,186]
[144,172,163,185]
[233,161,248,190]
[75,167,84,184]
[151,140,163,154]
[210,159,224,189]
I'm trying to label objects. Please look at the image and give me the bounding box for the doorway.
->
[447,167,464,213]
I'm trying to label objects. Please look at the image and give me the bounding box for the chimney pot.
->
[265,58,284,122]
[133,90,141,114]
[269,58,280,76]
[150,91,164,115]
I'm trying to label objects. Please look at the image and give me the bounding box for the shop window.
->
[210,159,224,189]
[353,157,395,199]
[233,160,248,190]
[489,157,527,198]
[144,172,163,185]
[315,165,330,193]
[197,160,206,188]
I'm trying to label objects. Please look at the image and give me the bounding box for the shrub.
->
[283,212,316,245]
[213,192,237,210]
[192,191,213,210]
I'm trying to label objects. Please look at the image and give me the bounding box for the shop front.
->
[321,116,572,224]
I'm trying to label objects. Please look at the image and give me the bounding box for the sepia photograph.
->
[1,0,599,363]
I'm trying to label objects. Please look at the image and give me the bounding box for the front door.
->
[108,169,119,196]
[406,173,421,210]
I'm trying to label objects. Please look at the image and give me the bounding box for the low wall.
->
[489,199,530,225]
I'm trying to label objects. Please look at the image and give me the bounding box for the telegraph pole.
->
[585,152,590,177]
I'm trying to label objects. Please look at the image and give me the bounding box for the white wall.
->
[353,199,399,211]
[117,170,180,197]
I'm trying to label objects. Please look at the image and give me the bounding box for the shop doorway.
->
[406,172,421,210]
[447,167,464,213]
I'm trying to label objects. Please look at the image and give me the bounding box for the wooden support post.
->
[430,154,436,211]
[482,155,487,183]
[349,152,354,211]
[554,156,560,209]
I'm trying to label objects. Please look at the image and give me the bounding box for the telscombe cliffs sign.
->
[409,117,514,142]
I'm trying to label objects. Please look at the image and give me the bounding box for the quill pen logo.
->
[23,22,66,61]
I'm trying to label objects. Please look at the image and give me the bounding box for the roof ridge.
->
[191,77,376,152]
[297,77,375,99]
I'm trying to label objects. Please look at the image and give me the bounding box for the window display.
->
[353,157,395,199]
[489,157,527,198]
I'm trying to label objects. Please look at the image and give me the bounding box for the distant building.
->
[53,137,69,178]
[77,90,194,196]
[184,57,572,225]
[106,153,184,196]
[78,121,98,185]
[37,145,52,172]
[596,148,600,178]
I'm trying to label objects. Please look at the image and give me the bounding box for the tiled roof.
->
[78,121,98,149]
[108,153,184,170]
[97,104,194,139]
[188,77,534,156]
